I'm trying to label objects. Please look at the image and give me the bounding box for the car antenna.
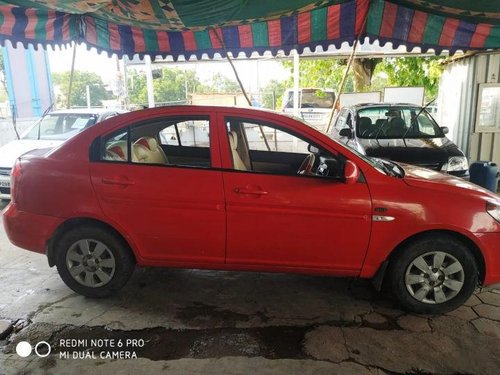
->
[37,103,54,140]
[402,98,436,145]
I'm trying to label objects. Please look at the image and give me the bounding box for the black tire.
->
[389,234,478,314]
[55,225,135,297]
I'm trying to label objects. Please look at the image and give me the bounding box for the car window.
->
[334,109,347,129]
[283,90,335,109]
[242,121,309,154]
[225,117,342,178]
[100,116,211,168]
[356,106,443,139]
[102,130,128,162]
[23,113,98,141]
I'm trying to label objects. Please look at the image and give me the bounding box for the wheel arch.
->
[46,217,137,267]
[373,229,486,290]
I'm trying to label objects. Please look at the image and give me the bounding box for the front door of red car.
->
[218,114,372,274]
[89,113,226,264]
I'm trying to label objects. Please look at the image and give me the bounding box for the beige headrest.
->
[228,131,238,150]
[105,141,127,161]
[135,137,159,151]
[132,137,167,164]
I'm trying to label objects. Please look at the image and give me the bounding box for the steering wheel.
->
[44,129,56,135]
[297,154,316,175]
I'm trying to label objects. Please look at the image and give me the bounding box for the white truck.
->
[282,88,335,131]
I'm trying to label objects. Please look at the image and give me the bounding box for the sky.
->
[47,44,291,92]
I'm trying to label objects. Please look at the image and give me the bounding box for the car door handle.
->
[234,187,268,195]
[101,177,135,186]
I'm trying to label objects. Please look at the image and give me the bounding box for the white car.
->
[0,108,123,199]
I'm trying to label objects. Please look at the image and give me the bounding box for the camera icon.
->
[16,341,51,358]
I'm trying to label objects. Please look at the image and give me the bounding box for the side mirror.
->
[339,128,353,138]
[440,126,449,135]
[344,160,360,184]
[308,144,319,153]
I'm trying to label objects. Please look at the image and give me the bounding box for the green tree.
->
[52,71,110,108]
[373,57,444,100]
[0,53,9,102]
[127,68,201,106]
[352,58,382,92]
[261,79,287,109]
[281,56,444,101]
[127,71,147,105]
[282,59,353,91]
[198,72,240,94]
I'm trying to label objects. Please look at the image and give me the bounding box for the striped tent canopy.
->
[0,0,498,59]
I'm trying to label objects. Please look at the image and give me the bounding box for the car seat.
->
[386,117,406,137]
[132,136,168,164]
[105,141,128,161]
[358,117,372,136]
[228,131,247,171]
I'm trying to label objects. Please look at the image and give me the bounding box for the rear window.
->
[283,90,335,109]
[23,114,98,141]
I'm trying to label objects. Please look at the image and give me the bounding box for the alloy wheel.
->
[65,239,116,288]
[404,251,465,304]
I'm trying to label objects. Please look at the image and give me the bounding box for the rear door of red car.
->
[89,110,226,264]
[216,110,372,274]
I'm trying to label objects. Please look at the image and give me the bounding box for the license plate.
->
[0,181,10,188]
[303,114,322,120]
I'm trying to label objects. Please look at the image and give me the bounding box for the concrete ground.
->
[0,203,499,374]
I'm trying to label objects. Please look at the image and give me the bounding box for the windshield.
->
[356,106,444,139]
[284,90,335,109]
[22,113,98,141]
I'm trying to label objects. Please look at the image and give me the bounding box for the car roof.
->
[130,105,284,116]
[49,108,123,115]
[87,105,316,137]
[284,88,335,93]
[345,103,424,110]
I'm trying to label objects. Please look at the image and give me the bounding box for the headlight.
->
[487,202,500,223]
[444,156,468,172]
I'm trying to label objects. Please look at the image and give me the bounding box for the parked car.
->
[4,106,500,314]
[282,88,335,131]
[330,103,469,178]
[0,108,124,199]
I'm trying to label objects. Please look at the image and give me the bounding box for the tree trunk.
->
[352,58,381,92]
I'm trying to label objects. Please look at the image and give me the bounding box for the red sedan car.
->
[3,106,500,314]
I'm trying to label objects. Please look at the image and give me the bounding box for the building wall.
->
[437,53,500,166]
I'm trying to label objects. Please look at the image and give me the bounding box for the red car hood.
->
[401,163,500,203]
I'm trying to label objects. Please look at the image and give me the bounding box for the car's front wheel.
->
[55,225,135,297]
[390,234,478,314]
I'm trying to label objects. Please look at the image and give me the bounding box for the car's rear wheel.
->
[55,225,135,297]
[389,234,478,314]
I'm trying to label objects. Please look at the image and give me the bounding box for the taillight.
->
[11,159,22,202]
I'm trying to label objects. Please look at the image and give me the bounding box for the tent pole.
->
[213,28,271,151]
[224,52,252,106]
[225,50,271,150]
[325,41,358,134]
[145,55,155,108]
[325,10,369,134]
[212,29,252,106]
[293,50,300,117]
[66,43,77,109]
